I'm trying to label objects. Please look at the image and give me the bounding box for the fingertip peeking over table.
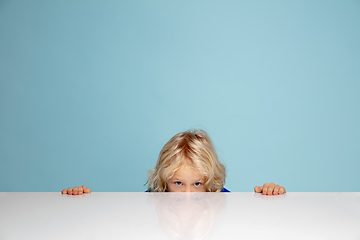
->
[61,185,91,195]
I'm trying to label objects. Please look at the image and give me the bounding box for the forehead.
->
[171,163,203,180]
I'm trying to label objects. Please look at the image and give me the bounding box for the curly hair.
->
[147,129,226,192]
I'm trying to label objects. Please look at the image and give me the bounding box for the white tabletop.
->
[0,192,359,240]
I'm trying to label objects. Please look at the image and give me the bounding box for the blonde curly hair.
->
[147,129,226,192]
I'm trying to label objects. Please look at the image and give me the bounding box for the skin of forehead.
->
[171,163,204,183]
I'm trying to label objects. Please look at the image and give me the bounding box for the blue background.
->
[1,0,359,192]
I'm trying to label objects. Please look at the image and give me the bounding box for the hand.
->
[61,185,91,195]
[254,183,286,195]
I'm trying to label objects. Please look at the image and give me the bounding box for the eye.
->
[175,181,182,186]
[194,182,201,187]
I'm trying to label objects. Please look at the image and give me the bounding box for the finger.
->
[273,185,280,195]
[61,189,67,194]
[73,187,79,195]
[262,183,269,195]
[254,186,263,193]
[262,186,268,195]
[267,182,275,195]
[78,186,83,195]
[279,187,286,194]
[84,187,91,193]
[67,188,73,195]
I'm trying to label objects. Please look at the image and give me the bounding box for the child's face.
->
[167,163,206,192]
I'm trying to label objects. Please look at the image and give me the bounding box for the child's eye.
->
[175,181,182,186]
[194,182,201,187]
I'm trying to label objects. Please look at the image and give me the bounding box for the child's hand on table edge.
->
[254,183,286,195]
[61,185,91,195]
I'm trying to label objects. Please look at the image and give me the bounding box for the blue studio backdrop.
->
[0,1,359,192]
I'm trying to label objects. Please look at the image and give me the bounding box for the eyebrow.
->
[171,178,182,181]
[171,178,203,183]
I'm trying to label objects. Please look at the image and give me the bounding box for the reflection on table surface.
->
[0,192,359,240]
[149,192,226,240]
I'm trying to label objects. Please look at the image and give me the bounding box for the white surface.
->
[0,192,359,240]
